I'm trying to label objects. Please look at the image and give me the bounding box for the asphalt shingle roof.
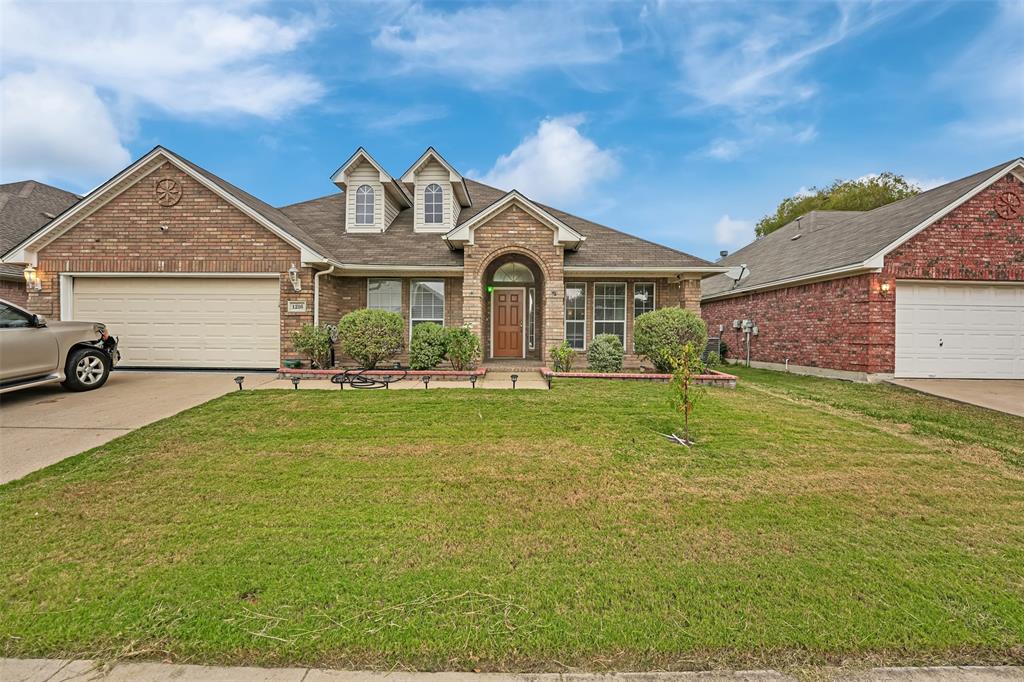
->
[702,159,1023,299]
[279,178,713,269]
[0,180,79,280]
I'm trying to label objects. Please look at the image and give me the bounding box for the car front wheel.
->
[63,348,111,391]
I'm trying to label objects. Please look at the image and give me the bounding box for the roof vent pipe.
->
[719,250,728,259]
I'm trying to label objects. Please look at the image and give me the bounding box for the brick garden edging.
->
[278,367,487,382]
[540,367,737,388]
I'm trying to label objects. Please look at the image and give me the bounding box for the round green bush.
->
[444,326,481,370]
[587,333,624,372]
[291,323,333,369]
[409,322,448,370]
[633,307,708,372]
[337,308,404,369]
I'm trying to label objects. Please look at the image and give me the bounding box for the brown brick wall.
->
[26,161,311,363]
[1,279,28,308]
[701,173,1024,375]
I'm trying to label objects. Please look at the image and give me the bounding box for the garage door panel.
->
[895,282,1024,379]
[72,277,280,368]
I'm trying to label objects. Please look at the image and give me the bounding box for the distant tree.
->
[755,172,921,238]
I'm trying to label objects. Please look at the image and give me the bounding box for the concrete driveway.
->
[889,378,1024,417]
[0,371,276,484]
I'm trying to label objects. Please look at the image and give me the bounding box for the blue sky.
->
[2,1,1022,261]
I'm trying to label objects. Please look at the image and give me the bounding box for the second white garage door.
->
[72,277,281,368]
[895,282,1024,379]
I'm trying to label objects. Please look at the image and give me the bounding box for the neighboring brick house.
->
[0,181,79,307]
[702,158,1024,381]
[1,146,721,369]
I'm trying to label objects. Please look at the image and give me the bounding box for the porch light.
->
[510,374,518,389]
[288,264,302,292]
[234,376,245,391]
[291,377,301,390]
[486,285,494,293]
[23,265,41,291]
[422,375,431,389]
[880,281,891,296]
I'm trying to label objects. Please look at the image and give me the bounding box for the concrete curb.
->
[2,660,1021,682]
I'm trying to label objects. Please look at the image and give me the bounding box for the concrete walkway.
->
[889,379,1024,417]
[2,660,1020,682]
[0,371,277,483]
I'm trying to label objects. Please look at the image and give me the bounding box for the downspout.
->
[313,265,336,326]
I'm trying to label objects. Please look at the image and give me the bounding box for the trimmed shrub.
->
[410,322,448,370]
[634,307,708,373]
[445,326,481,370]
[337,308,404,369]
[587,334,624,373]
[705,351,722,368]
[549,340,577,372]
[291,323,333,369]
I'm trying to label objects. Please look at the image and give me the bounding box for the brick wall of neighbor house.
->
[462,204,565,359]
[1,279,28,308]
[25,161,312,363]
[702,174,1024,376]
[317,275,465,367]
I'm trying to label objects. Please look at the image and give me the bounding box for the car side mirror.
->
[32,314,47,327]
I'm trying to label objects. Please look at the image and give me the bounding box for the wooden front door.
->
[493,289,524,358]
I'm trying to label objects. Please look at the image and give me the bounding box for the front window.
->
[367,278,402,313]
[594,282,626,345]
[527,287,536,351]
[424,183,443,224]
[355,185,374,225]
[633,283,655,351]
[564,282,586,350]
[493,262,534,283]
[410,280,444,334]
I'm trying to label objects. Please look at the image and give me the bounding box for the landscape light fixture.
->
[470,375,477,389]
[291,376,301,390]
[510,374,518,389]
[546,376,552,390]
[380,375,392,389]
[422,375,431,389]
[233,376,244,391]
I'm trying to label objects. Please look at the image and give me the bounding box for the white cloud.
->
[907,177,947,191]
[479,116,619,204]
[705,139,743,161]
[698,123,817,161]
[713,214,753,248]
[372,3,622,86]
[0,72,131,187]
[0,1,322,186]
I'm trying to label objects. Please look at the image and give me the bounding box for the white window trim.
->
[632,282,656,352]
[367,278,402,313]
[593,282,627,346]
[489,286,527,359]
[409,279,445,341]
[564,281,587,351]
[424,183,444,225]
[355,185,375,225]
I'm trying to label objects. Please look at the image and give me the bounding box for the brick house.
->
[0,181,79,308]
[702,158,1024,381]
[2,146,722,369]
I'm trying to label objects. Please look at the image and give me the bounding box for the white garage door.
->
[895,282,1024,379]
[72,277,280,368]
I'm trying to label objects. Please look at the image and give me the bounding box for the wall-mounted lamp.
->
[879,281,891,297]
[288,264,302,292]
[23,265,41,291]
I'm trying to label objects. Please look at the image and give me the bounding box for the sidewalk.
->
[3,659,1021,682]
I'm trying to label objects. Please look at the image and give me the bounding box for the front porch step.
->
[482,360,545,372]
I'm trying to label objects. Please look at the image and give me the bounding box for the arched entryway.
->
[481,253,545,360]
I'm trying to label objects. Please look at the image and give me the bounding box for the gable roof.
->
[444,189,586,248]
[0,180,79,280]
[2,146,331,265]
[330,147,412,207]
[703,158,1024,299]
[398,147,472,207]
[278,178,717,272]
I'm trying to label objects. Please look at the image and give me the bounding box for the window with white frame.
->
[367,278,402,313]
[564,282,586,350]
[355,185,375,225]
[634,283,655,318]
[410,280,444,333]
[424,183,443,224]
[527,288,536,351]
[594,283,626,345]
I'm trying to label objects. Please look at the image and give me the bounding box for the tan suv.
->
[0,298,120,394]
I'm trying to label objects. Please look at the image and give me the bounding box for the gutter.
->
[313,265,336,326]
[701,262,878,302]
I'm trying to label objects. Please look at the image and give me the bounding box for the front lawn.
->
[1,372,1022,671]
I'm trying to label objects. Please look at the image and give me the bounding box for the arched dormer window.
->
[424,183,443,224]
[355,185,375,225]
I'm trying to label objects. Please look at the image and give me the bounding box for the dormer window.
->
[424,183,443,224]
[355,185,375,225]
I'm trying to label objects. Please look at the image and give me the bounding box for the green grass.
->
[1,371,1022,672]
